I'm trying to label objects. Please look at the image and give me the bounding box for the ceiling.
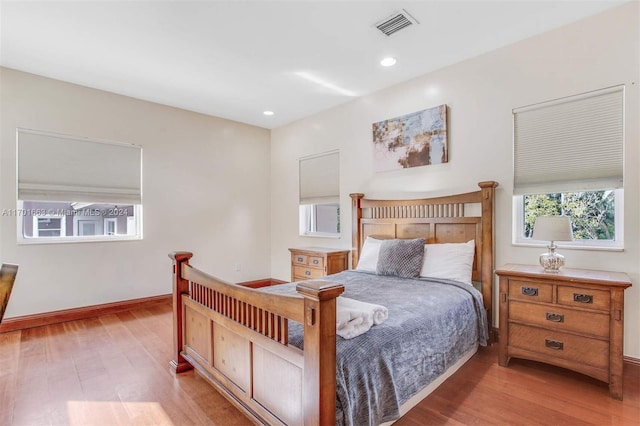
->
[0,1,628,129]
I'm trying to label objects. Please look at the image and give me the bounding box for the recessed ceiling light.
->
[380,57,397,67]
[263,111,274,116]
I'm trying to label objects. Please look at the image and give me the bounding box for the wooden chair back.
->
[0,264,19,324]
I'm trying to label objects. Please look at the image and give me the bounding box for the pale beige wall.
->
[270,3,640,357]
[0,68,271,317]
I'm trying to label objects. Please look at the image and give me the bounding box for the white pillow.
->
[356,237,383,273]
[419,240,475,285]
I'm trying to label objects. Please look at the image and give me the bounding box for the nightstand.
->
[496,264,632,399]
[288,247,349,282]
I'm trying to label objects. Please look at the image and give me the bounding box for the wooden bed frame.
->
[169,181,497,425]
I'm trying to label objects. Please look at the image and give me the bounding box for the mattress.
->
[263,270,488,426]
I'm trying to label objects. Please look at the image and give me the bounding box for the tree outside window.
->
[524,191,615,240]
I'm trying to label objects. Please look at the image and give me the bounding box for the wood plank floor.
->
[1,301,638,425]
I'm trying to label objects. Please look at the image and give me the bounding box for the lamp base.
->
[539,245,565,273]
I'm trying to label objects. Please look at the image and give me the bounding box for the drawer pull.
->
[312,259,319,265]
[546,312,564,323]
[297,257,304,262]
[545,339,564,350]
[305,270,311,276]
[573,293,593,304]
[521,287,538,297]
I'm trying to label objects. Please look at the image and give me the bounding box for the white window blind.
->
[299,150,339,204]
[513,86,624,195]
[17,129,142,204]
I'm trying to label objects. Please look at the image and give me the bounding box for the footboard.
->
[169,252,344,425]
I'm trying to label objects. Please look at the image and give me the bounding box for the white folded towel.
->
[336,297,389,339]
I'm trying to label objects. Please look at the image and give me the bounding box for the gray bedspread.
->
[263,270,488,426]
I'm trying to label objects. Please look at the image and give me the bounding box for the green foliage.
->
[524,194,561,237]
[524,191,615,240]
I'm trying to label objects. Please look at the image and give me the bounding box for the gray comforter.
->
[264,270,488,426]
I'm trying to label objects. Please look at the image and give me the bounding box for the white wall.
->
[270,3,640,357]
[0,68,271,318]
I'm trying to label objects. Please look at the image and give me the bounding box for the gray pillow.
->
[376,238,425,278]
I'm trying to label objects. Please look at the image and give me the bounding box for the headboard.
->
[350,181,498,332]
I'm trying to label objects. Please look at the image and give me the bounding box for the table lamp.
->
[532,215,573,273]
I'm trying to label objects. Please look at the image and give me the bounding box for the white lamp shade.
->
[532,216,573,242]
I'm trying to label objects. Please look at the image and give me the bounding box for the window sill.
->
[299,232,341,239]
[17,235,143,245]
[512,241,624,252]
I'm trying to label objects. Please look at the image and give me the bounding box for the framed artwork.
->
[372,104,448,172]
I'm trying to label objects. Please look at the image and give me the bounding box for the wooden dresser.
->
[496,264,632,399]
[288,247,349,282]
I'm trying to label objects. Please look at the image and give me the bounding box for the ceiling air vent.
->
[375,9,419,36]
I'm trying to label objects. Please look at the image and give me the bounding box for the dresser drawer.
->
[509,323,609,369]
[558,286,610,311]
[292,265,324,280]
[509,280,553,303]
[292,254,327,269]
[292,254,308,266]
[308,256,324,269]
[509,300,609,338]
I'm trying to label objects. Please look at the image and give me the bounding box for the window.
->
[513,86,624,249]
[299,151,340,237]
[79,220,98,236]
[15,129,142,243]
[33,214,66,237]
[104,218,117,235]
[513,190,623,248]
[300,203,340,236]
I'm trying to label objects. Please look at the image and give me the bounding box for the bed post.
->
[169,251,194,374]
[478,181,498,343]
[350,193,364,269]
[296,280,345,426]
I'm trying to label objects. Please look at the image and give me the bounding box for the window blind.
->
[513,86,624,195]
[299,150,339,204]
[17,129,142,204]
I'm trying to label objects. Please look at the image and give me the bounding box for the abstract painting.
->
[372,104,448,172]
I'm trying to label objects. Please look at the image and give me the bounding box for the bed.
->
[169,180,498,425]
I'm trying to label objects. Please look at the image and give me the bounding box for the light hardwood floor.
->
[0,301,638,425]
